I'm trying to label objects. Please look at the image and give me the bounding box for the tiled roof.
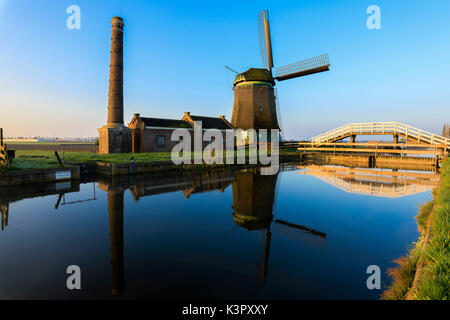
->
[188,115,233,130]
[141,117,192,128]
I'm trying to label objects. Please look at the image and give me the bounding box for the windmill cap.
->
[233,68,275,86]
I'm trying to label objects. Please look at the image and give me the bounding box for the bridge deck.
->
[310,122,450,150]
[298,142,446,158]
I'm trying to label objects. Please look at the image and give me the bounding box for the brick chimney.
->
[107,16,125,125]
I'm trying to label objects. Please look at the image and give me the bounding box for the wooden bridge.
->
[310,122,450,147]
[299,122,449,165]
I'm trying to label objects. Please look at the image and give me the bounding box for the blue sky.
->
[0,0,449,139]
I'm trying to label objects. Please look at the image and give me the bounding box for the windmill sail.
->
[274,54,330,81]
[258,10,274,70]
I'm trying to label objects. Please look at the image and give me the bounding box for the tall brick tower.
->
[98,16,131,154]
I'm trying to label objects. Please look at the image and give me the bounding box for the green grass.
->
[383,158,450,300]
[6,150,173,170]
[6,141,95,145]
[4,148,296,171]
[413,160,450,300]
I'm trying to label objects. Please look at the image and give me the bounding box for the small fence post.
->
[5,144,8,169]
[0,128,3,146]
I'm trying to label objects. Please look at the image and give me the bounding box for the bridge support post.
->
[393,134,399,144]
[368,155,376,168]
[350,135,356,144]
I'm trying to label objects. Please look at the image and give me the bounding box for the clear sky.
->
[1,0,449,139]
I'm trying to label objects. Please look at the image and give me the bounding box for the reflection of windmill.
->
[231,10,330,136]
[231,169,326,284]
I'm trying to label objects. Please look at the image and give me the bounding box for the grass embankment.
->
[382,158,449,300]
[6,150,173,170]
[5,147,299,171]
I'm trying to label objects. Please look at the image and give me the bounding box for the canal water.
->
[0,163,437,299]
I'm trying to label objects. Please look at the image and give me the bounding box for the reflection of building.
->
[107,187,125,296]
[97,168,236,296]
[129,169,235,200]
[232,169,278,230]
[231,168,327,284]
[299,165,440,198]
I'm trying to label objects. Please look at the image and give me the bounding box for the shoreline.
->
[382,158,449,300]
[0,151,302,186]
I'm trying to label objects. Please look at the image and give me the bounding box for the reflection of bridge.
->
[299,165,440,198]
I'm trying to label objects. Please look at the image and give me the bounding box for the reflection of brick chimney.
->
[107,16,125,126]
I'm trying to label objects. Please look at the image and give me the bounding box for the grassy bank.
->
[4,148,299,171]
[383,158,449,300]
[5,150,173,170]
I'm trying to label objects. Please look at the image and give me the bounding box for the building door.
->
[132,130,142,153]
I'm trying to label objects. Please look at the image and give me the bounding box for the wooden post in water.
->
[54,151,64,167]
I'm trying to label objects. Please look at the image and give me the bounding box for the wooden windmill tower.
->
[231,10,330,138]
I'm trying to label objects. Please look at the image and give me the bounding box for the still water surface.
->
[0,163,438,299]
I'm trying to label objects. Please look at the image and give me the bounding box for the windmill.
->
[230,10,330,139]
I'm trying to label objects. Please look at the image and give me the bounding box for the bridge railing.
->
[0,145,6,166]
[310,122,450,147]
[0,128,7,167]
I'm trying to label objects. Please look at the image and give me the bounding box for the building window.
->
[258,106,262,111]
[156,135,165,146]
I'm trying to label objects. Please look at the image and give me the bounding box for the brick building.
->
[127,112,234,153]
